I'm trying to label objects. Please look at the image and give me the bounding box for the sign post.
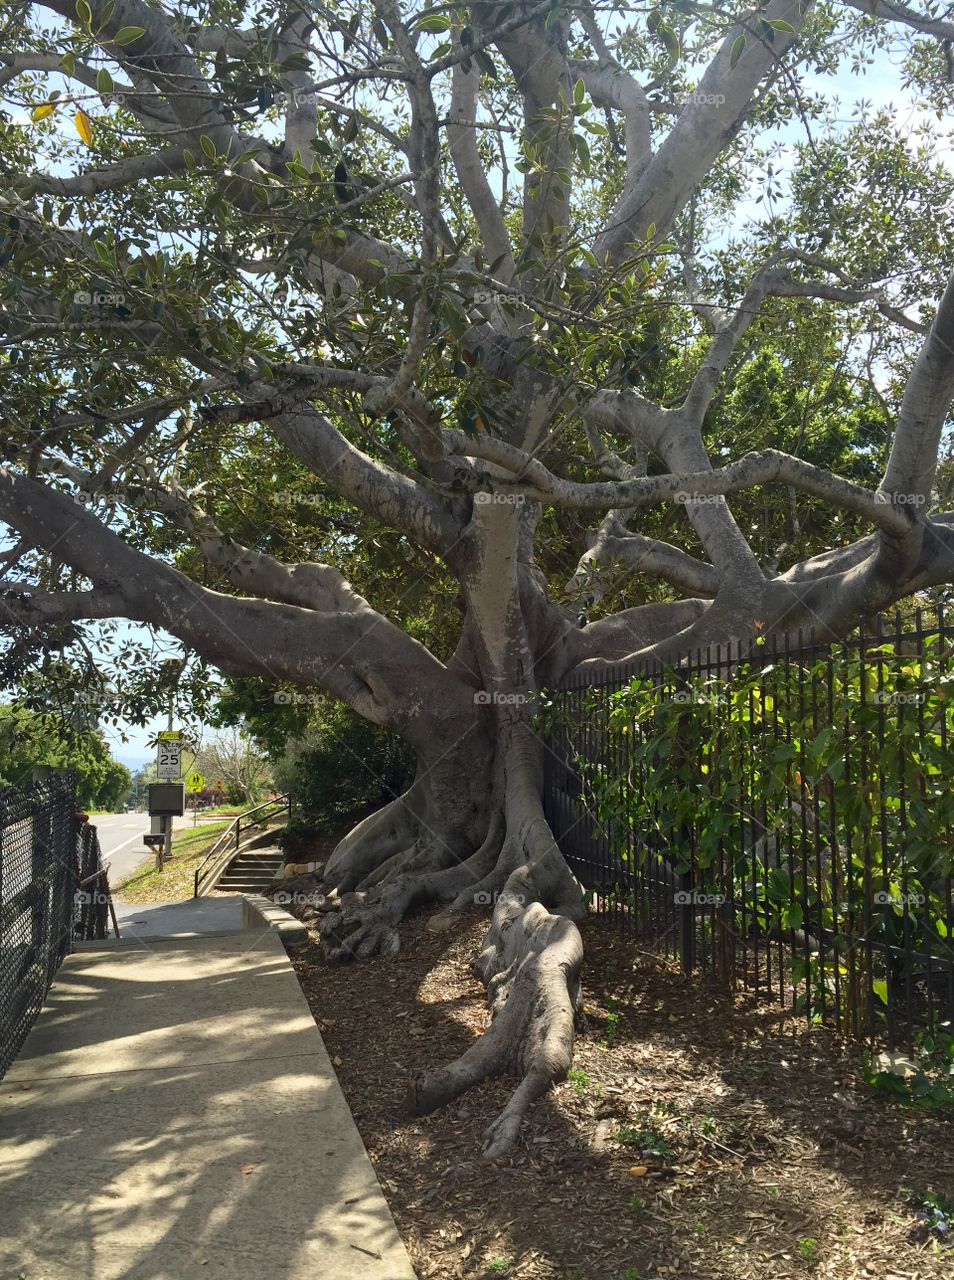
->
[156,730,183,779]
[155,730,183,866]
[186,771,204,826]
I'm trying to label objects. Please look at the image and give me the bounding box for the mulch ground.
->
[288,906,954,1280]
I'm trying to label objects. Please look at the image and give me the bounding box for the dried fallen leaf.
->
[239,1161,257,1175]
[627,1165,649,1177]
[333,1055,343,1067]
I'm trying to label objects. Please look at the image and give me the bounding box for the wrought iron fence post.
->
[678,862,694,975]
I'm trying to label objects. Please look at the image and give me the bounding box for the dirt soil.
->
[289,906,954,1280]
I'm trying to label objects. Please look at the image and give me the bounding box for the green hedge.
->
[541,632,953,1032]
[274,704,414,831]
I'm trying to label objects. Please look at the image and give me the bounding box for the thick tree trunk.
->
[301,501,590,1157]
[306,708,587,1157]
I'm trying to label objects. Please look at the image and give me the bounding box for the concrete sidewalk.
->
[109,894,248,940]
[0,926,417,1280]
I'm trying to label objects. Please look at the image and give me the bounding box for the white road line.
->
[100,827,148,864]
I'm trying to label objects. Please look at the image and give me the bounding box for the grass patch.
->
[114,821,231,904]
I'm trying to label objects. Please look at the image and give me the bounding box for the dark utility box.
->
[148,783,185,816]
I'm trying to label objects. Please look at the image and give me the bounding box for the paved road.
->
[91,810,201,885]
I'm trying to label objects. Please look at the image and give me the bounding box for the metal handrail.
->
[193,794,289,897]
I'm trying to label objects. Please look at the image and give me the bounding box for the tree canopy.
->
[0,702,131,808]
[1,0,953,1159]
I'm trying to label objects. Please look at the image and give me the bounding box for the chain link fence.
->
[0,771,109,1079]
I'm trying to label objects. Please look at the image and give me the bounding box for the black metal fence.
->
[543,605,954,1045]
[0,772,108,1079]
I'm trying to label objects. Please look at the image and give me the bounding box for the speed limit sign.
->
[156,730,183,780]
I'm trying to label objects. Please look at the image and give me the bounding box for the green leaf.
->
[75,0,92,26]
[474,48,496,79]
[113,25,145,44]
[767,867,792,902]
[660,26,680,61]
[199,134,217,160]
[729,34,746,69]
[414,12,451,31]
[96,67,113,95]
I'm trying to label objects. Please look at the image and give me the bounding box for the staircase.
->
[193,795,290,897]
[213,847,284,895]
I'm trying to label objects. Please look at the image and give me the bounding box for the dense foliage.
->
[272,701,414,831]
[0,702,131,809]
[543,605,954,1032]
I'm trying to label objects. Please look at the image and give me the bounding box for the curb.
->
[242,893,309,944]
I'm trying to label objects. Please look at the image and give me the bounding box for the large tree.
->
[1,0,953,1157]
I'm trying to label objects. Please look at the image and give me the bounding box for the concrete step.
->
[217,875,278,888]
[216,876,278,886]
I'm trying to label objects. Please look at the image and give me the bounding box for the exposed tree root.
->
[296,677,589,1159]
[409,725,587,1159]
[409,878,585,1160]
[313,813,507,961]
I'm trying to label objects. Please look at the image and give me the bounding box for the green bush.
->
[273,703,414,832]
[540,630,954,1033]
[0,703,131,810]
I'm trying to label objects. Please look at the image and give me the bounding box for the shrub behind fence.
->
[542,605,954,1045]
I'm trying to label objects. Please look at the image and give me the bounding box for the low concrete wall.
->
[242,893,309,945]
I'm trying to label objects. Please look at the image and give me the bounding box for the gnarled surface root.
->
[409,886,584,1161]
[409,723,587,1160]
[313,814,507,961]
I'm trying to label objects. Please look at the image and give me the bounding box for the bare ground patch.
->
[289,908,954,1280]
